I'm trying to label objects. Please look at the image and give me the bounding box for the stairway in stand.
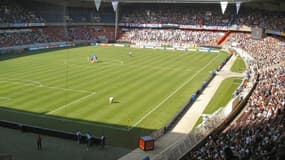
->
[217,30,231,46]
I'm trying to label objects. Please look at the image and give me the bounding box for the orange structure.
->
[217,30,231,45]
[139,136,154,151]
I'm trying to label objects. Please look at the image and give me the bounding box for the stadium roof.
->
[29,0,285,10]
[104,0,281,3]
[31,0,283,4]
[87,0,254,3]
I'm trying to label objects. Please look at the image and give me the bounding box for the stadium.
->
[0,0,284,159]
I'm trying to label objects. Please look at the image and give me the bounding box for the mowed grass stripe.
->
[132,50,194,68]
[70,50,172,85]
[112,54,204,124]
[127,53,201,72]
[2,52,84,86]
[64,50,176,92]
[56,51,215,122]
[61,64,173,117]
[3,48,194,93]
[0,81,42,101]
[139,53,227,129]
[1,62,60,78]
[57,62,174,122]
[37,64,149,118]
[5,84,84,112]
[56,56,150,91]
[81,61,185,124]
[23,90,85,112]
[69,51,197,119]
[0,46,228,148]
[0,79,89,112]
[54,51,202,123]
[129,53,222,129]
[2,66,67,88]
[68,52,220,126]
[1,49,216,110]
[47,91,97,115]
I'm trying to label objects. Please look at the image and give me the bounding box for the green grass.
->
[231,56,246,73]
[0,46,228,148]
[203,77,242,114]
[194,77,242,127]
[194,116,203,127]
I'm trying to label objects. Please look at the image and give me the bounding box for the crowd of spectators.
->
[120,5,285,31]
[120,5,235,26]
[187,66,285,160]
[118,29,224,47]
[183,33,285,160]
[0,0,44,24]
[0,29,56,47]
[68,27,100,41]
[67,26,113,42]
[0,26,115,47]
[227,33,285,69]
[236,8,285,31]
[0,1,284,32]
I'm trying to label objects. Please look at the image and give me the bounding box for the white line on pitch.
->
[0,97,10,100]
[0,108,128,131]
[0,79,91,93]
[0,78,43,87]
[46,92,97,115]
[0,97,11,104]
[129,54,222,131]
[44,86,92,93]
[0,80,42,87]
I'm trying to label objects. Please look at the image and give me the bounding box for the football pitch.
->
[0,46,228,148]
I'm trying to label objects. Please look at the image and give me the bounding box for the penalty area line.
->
[44,86,92,94]
[0,78,91,93]
[0,78,43,87]
[0,97,11,100]
[128,54,222,131]
[46,92,97,115]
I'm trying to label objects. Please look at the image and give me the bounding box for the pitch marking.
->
[0,79,42,87]
[0,78,91,93]
[46,92,97,115]
[129,54,222,131]
[0,97,11,104]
